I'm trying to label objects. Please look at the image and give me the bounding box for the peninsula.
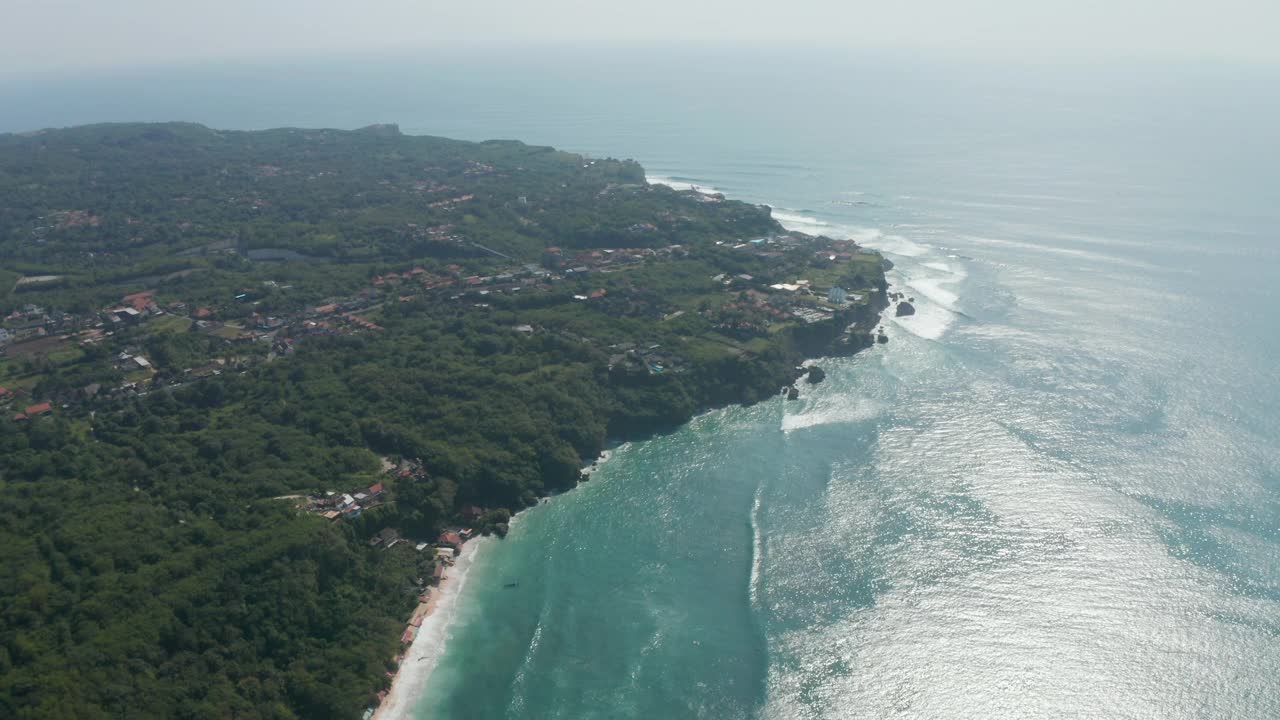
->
[0,123,888,719]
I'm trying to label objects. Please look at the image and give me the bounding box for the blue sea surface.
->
[5,51,1277,718]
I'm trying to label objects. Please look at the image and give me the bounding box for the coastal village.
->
[2,226,889,421]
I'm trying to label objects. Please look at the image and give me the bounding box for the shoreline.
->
[369,344,882,717]
[371,180,891,719]
[370,397,884,716]
[372,538,488,720]
[371,446,623,718]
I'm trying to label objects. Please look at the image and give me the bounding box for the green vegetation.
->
[0,123,888,718]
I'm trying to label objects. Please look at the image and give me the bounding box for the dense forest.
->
[0,123,889,718]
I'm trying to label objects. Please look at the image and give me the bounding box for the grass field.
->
[211,323,245,340]
[149,314,194,333]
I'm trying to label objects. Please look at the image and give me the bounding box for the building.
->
[24,402,52,417]
[370,527,400,548]
[828,287,848,305]
[111,307,142,323]
[437,532,463,548]
[121,291,155,312]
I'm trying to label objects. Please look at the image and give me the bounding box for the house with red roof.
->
[121,291,155,312]
[437,532,462,548]
[24,402,51,417]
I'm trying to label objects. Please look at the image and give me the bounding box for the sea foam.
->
[766,206,962,339]
[781,396,883,433]
[646,174,723,196]
[749,481,766,607]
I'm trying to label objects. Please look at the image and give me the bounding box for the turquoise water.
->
[5,51,1278,718]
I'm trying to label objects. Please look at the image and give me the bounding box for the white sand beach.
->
[372,538,488,720]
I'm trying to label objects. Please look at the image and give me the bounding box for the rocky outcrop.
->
[806,366,826,385]
[895,301,916,317]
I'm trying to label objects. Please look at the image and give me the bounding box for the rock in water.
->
[786,385,800,400]
[877,333,889,344]
[806,366,826,384]
[896,301,916,317]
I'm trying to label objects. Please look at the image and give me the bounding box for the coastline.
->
[371,182,892,719]
[372,538,489,720]
[370,348,877,717]
[373,448,619,717]
[371,338,886,717]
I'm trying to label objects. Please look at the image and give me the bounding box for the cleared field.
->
[150,314,194,333]
[4,335,69,357]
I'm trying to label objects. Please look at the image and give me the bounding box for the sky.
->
[2,0,1279,76]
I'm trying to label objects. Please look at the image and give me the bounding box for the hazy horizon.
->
[3,0,1280,78]
[2,47,1278,142]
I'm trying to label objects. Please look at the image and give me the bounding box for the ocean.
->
[4,50,1278,719]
